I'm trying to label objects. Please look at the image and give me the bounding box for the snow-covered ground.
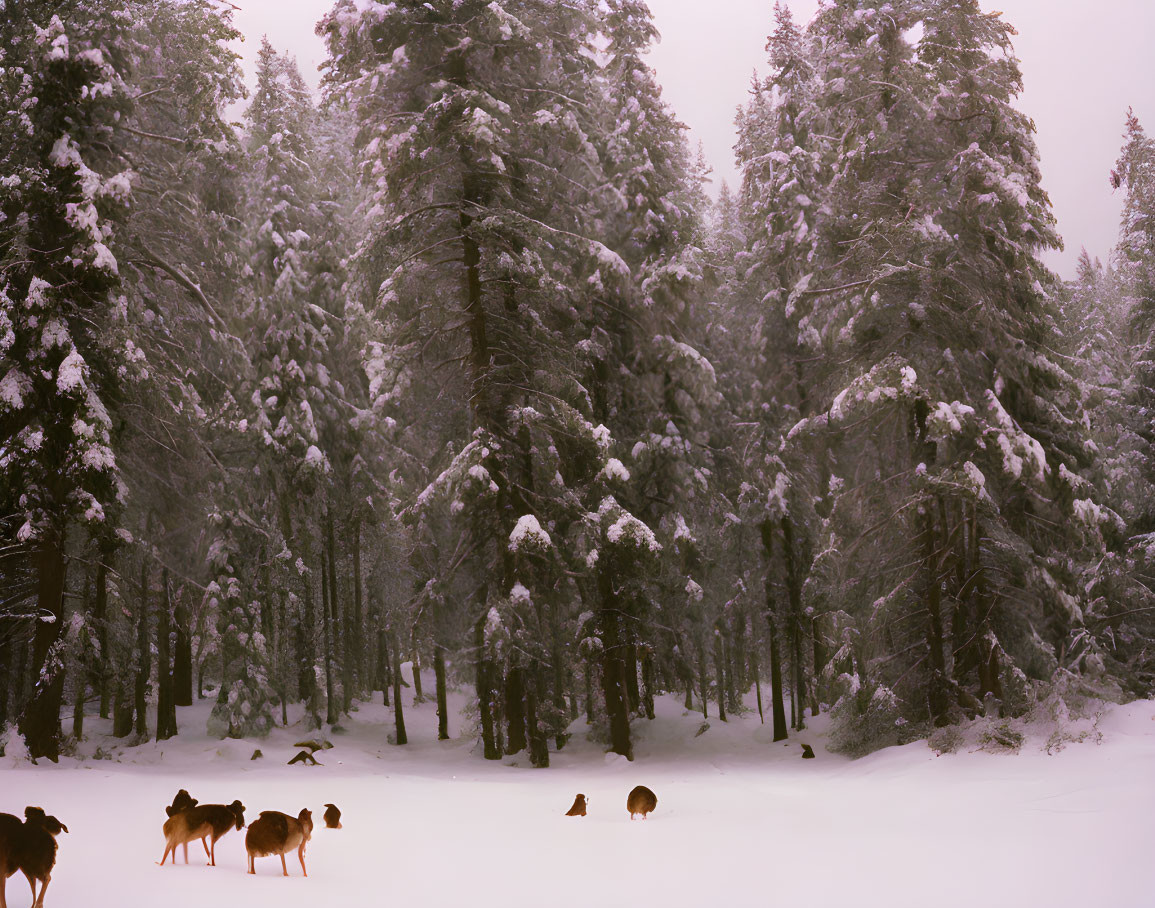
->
[2,675,1154,908]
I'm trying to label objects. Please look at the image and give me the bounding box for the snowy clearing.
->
[2,677,1153,908]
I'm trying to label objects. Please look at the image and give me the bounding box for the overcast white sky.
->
[227,0,1155,277]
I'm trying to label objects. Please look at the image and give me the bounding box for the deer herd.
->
[0,783,657,907]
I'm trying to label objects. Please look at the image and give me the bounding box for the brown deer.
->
[322,804,342,829]
[158,800,245,867]
[565,794,588,817]
[626,786,657,820]
[245,809,313,878]
[0,806,69,908]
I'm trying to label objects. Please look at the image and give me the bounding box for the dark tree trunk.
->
[155,569,177,741]
[641,646,656,721]
[752,634,765,725]
[0,632,10,729]
[475,610,500,759]
[173,588,193,708]
[551,599,569,749]
[526,672,549,768]
[20,532,69,761]
[72,570,89,740]
[713,630,727,722]
[585,661,596,725]
[379,622,392,707]
[133,555,150,738]
[391,629,407,745]
[598,565,632,760]
[760,521,788,742]
[782,516,807,730]
[112,679,134,738]
[411,643,424,702]
[11,636,29,724]
[321,540,337,726]
[94,551,111,718]
[923,505,949,724]
[811,614,825,716]
[327,514,351,713]
[767,617,787,742]
[352,516,364,701]
[434,641,449,740]
[292,514,316,707]
[729,611,746,713]
[698,640,709,720]
[624,641,640,714]
[505,664,527,755]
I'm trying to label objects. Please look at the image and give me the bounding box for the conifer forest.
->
[2,0,1154,773]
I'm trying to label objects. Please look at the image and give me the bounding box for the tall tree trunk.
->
[321,540,337,726]
[624,641,640,714]
[173,587,193,708]
[94,549,111,718]
[411,642,424,702]
[287,506,315,707]
[0,632,10,730]
[760,521,788,742]
[751,624,765,724]
[19,531,69,761]
[598,565,633,760]
[782,516,806,730]
[112,678,134,738]
[585,661,596,726]
[640,646,656,721]
[923,504,949,724]
[352,516,364,703]
[713,629,727,722]
[379,621,392,707]
[434,640,449,741]
[811,614,825,716]
[327,513,351,713]
[156,569,177,741]
[133,555,150,738]
[391,629,407,745]
[505,663,527,755]
[551,599,570,748]
[526,671,549,768]
[72,570,89,740]
[475,609,500,759]
[698,639,709,720]
[729,611,746,713]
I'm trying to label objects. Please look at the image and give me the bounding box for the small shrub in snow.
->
[0,724,29,762]
[827,680,906,757]
[978,721,1024,753]
[928,725,964,756]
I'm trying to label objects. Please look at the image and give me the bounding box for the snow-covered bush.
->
[826,678,908,757]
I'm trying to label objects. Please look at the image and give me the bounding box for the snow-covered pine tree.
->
[108,0,248,743]
[732,0,1115,748]
[241,38,336,726]
[1117,112,1155,528]
[321,0,640,760]
[0,4,135,760]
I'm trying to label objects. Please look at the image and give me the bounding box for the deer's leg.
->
[33,874,49,908]
[279,853,288,878]
[299,844,307,878]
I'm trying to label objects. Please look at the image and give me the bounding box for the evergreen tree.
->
[0,4,134,760]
